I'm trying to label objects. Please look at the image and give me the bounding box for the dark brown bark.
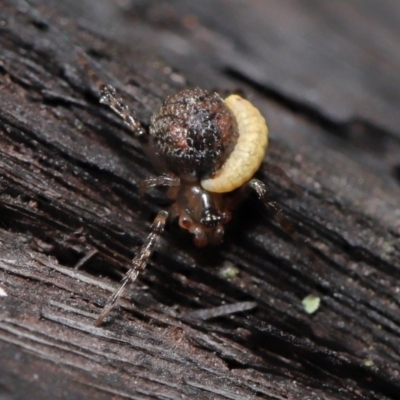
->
[0,1,399,399]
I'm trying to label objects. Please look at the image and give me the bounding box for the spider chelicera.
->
[79,55,301,326]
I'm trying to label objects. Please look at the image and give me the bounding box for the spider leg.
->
[253,180,323,276]
[78,52,146,138]
[99,84,146,138]
[263,162,303,196]
[248,178,323,275]
[248,179,297,234]
[139,174,180,196]
[95,210,169,326]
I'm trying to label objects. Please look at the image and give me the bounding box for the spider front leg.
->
[95,210,169,326]
[99,84,146,138]
[139,174,180,196]
[78,52,146,138]
[248,179,297,234]
[248,178,317,269]
[263,162,303,197]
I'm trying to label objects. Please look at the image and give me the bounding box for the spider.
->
[79,55,301,326]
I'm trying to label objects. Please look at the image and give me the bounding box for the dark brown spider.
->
[79,55,301,326]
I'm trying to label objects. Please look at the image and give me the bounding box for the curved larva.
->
[201,95,268,193]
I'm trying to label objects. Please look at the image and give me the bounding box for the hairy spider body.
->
[145,88,267,247]
[149,88,239,181]
[79,54,297,325]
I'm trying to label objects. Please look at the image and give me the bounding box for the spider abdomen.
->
[149,88,239,181]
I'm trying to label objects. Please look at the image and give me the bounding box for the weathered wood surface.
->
[0,1,399,399]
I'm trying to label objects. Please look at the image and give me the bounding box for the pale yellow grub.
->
[201,95,268,193]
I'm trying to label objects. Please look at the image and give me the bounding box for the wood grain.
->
[0,1,399,399]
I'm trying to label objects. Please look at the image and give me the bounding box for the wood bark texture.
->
[0,1,400,399]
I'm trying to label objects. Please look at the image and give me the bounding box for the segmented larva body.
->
[201,95,269,193]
